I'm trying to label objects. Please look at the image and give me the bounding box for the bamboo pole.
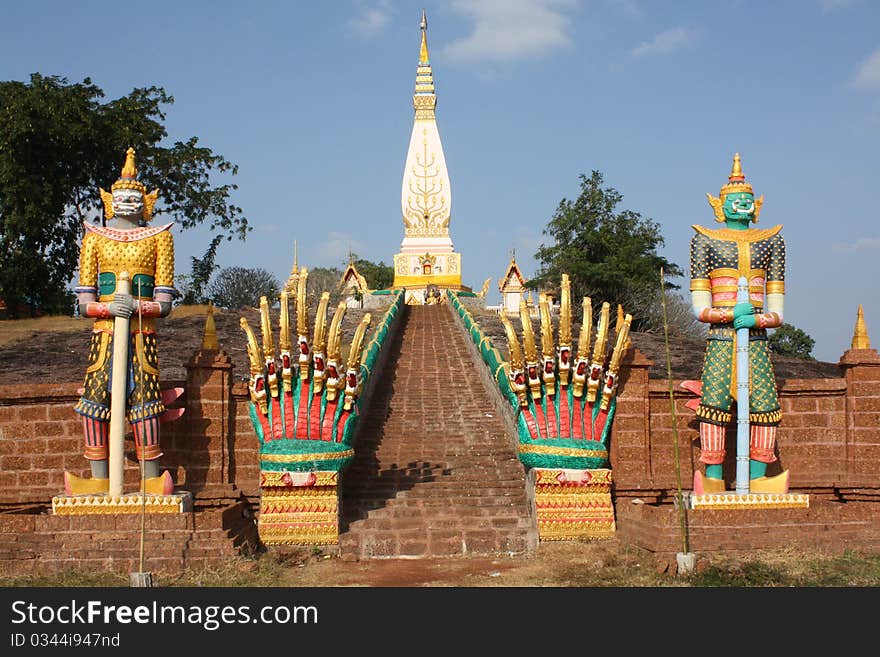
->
[108,271,131,498]
[660,267,689,554]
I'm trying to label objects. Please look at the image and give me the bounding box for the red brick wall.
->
[610,347,879,497]
[0,349,261,507]
[2,343,878,509]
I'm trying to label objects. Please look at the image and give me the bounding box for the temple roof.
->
[499,257,526,292]
[340,261,370,294]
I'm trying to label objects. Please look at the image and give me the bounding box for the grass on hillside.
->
[0,305,215,348]
[2,543,879,588]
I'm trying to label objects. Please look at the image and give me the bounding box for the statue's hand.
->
[108,292,137,318]
[733,313,757,330]
[733,302,754,320]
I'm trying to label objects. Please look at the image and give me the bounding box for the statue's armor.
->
[73,222,176,442]
[689,224,785,427]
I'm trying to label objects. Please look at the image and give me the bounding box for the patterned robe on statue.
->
[689,224,785,461]
[73,222,176,460]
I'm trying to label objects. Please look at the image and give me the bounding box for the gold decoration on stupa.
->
[852,304,871,349]
[201,302,219,351]
[414,9,436,120]
[284,240,300,294]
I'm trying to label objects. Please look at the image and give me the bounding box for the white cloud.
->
[443,0,577,65]
[349,2,392,38]
[314,232,365,268]
[631,27,698,58]
[818,0,859,11]
[853,47,880,89]
[832,237,880,251]
[853,237,880,250]
[605,0,641,16]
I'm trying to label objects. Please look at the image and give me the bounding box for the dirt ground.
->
[0,302,843,388]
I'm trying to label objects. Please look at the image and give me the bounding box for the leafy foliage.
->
[0,74,249,316]
[304,267,344,306]
[768,323,815,360]
[528,171,682,331]
[350,256,394,290]
[207,266,279,310]
[177,234,224,305]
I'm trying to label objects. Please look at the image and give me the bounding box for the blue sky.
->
[2,0,878,362]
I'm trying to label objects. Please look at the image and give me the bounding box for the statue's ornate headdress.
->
[99,147,159,221]
[706,152,763,223]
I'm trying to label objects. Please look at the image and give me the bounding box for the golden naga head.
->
[706,152,764,224]
[99,147,159,222]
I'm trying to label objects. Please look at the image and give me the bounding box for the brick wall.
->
[609,346,880,498]
[0,349,260,508]
[4,340,875,508]
[1,318,878,562]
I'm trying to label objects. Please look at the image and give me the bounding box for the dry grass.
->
[3,541,878,588]
[0,305,214,349]
[0,315,83,348]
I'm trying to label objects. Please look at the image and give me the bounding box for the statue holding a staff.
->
[689,153,789,494]
[66,148,177,496]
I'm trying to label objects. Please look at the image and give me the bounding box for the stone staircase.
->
[339,303,536,559]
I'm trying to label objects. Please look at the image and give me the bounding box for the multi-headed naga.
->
[499,274,632,470]
[240,275,373,473]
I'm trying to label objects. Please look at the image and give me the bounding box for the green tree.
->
[207,266,279,310]
[306,266,344,306]
[349,256,394,290]
[528,170,682,331]
[177,234,224,305]
[0,73,249,316]
[768,323,815,360]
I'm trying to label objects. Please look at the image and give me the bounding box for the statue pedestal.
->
[51,491,193,515]
[532,468,616,540]
[688,491,809,510]
[258,471,340,546]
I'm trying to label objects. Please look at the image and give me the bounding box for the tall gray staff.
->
[735,275,750,495]
[108,271,132,498]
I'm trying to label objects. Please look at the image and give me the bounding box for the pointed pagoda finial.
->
[202,302,219,351]
[285,240,300,294]
[413,9,436,118]
[121,147,137,179]
[852,304,871,349]
[419,9,430,63]
[729,152,744,182]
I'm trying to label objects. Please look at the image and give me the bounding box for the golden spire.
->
[852,304,871,349]
[285,240,300,293]
[730,153,744,181]
[420,9,429,63]
[111,147,146,194]
[121,147,137,178]
[201,302,219,351]
[413,10,436,119]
